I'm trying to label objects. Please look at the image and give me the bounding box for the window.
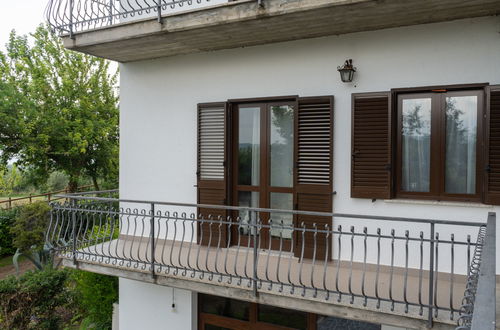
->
[352,84,500,204]
[396,90,483,201]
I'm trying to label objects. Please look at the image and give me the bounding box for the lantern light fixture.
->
[337,59,356,83]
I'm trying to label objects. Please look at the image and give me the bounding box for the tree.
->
[0,165,21,196]
[0,25,119,192]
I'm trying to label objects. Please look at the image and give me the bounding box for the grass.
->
[0,254,26,268]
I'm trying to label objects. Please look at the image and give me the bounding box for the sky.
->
[0,1,48,51]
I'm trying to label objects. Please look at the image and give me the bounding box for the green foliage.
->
[0,165,22,196]
[0,268,73,329]
[0,207,19,256]
[47,171,69,192]
[10,201,50,253]
[71,270,118,329]
[0,25,119,192]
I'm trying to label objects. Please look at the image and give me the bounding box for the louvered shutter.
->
[294,96,334,260]
[197,103,229,247]
[351,92,392,199]
[485,86,500,204]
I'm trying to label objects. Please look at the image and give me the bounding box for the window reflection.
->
[238,191,259,236]
[238,107,260,186]
[401,98,432,192]
[270,105,294,187]
[445,96,477,194]
[269,193,293,240]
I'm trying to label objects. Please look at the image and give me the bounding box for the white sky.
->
[0,1,48,51]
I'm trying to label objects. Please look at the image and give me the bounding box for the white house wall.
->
[119,16,500,275]
[118,278,196,330]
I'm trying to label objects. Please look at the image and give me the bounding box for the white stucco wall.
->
[119,278,196,330]
[118,15,500,329]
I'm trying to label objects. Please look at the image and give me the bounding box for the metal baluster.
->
[150,203,155,276]
[335,225,342,303]
[322,224,330,301]
[428,222,435,328]
[449,233,455,320]
[252,211,259,296]
[348,226,355,304]
[418,231,424,316]
[375,228,381,309]
[434,232,440,318]
[403,230,409,313]
[310,223,318,298]
[389,229,395,311]
[222,216,232,283]
[361,227,367,306]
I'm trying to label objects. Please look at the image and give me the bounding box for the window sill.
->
[383,199,493,209]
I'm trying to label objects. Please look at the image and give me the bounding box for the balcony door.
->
[232,101,295,250]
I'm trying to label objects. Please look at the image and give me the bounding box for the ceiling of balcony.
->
[61,0,500,62]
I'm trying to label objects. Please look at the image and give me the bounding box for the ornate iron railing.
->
[45,0,246,36]
[456,213,496,330]
[45,191,492,328]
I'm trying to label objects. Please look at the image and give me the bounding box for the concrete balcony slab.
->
[61,0,500,62]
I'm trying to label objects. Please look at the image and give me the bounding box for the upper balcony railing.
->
[46,0,245,36]
[45,191,496,328]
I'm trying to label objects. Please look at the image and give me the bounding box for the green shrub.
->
[0,208,19,256]
[71,270,118,329]
[10,201,51,253]
[0,268,73,329]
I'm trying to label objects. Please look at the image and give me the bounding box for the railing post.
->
[71,198,77,264]
[157,0,162,24]
[69,0,74,39]
[8,197,11,210]
[252,210,259,297]
[428,222,435,328]
[470,212,496,330]
[29,193,32,204]
[150,203,156,277]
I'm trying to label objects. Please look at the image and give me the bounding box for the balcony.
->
[46,0,500,62]
[46,191,496,329]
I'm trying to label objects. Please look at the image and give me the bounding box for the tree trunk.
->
[92,176,100,191]
[67,178,79,193]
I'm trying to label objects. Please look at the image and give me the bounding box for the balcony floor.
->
[61,237,465,329]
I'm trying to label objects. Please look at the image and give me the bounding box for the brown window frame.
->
[392,84,486,203]
[230,99,297,251]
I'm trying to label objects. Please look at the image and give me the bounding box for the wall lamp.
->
[337,59,356,83]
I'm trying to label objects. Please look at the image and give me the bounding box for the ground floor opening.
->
[198,293,382,330]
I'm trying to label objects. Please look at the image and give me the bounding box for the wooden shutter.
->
[197,103,229,247]
[294,96,334,260]
[351,92,392,199]
[485,86,500,204]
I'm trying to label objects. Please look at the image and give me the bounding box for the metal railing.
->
[456,213,496,330]
[45,0,249,36]
[45,192,493,327]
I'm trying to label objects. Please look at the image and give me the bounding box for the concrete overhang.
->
[61,0,500,62]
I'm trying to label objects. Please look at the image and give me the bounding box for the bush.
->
[0,208,19,256]
[10,202,50,253]
[0,268,73,329]
[71,270,118,329]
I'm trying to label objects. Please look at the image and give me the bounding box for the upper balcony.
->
[46,0,500,62]
[46,191,496,330]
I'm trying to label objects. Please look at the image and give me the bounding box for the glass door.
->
[232,102,295,250]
